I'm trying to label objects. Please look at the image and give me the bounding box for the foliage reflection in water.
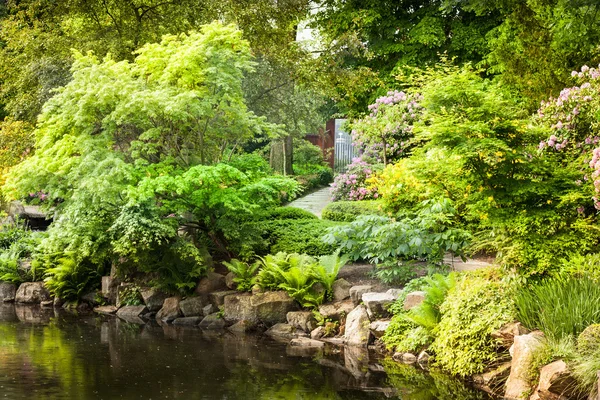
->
[0,304,491,399]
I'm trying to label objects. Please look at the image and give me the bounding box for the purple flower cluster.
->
[352,91,424,164]
[539,64,600,210]
[28,191,48,201]
[330,157,379,201]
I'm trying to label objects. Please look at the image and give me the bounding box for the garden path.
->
[287,187,331,218]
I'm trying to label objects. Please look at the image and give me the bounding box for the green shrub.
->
[321,200,385,222]
[294,140,325,166]
[255,251,346,308]
[294,165,334,191]
[577,324,600,356]
[44,254,102,301]
[516,276,600,340]
[431,275,515,377]
[223,259,259,292]
[224,153,272,180]
[254,207,317,221]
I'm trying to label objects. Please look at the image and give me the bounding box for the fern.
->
[223,259,259,291]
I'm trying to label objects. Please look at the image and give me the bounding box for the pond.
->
[0,304,492,400]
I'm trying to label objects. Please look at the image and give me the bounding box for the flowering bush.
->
[351,90,424,165]
[537,64,600,209]
[330,157,381,201]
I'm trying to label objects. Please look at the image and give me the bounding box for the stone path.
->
[288,187,332,218]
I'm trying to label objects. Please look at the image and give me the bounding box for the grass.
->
[515,276,600,340]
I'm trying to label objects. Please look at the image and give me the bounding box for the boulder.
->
[473,362,512,394]
[81,291,101,306]
[417,351,431,367]
[228,319,256,333]
[318,300,355,321]
[198,313,226,330]
[311,326,325,340]
[0,282,16,302]
[225,272,237,290]
[40,300,53,308]
[179,297,206,317]
[116,305,148,324]
[208,290,237,308]
[492,322,530,347]
[140,288,167,312]
[224,294,256,323]
[386,288,403,298]
[195,272,227,295]
[344,305,371,347]
[252,291,297,326]
[362,292,397,318]
[287,311,317,333]
[392,352,417,364]
[332,279,352,301]
[350,285,373,306]
[530,360,577,400]
[15,282,51,304]
[265,323,303,341]
[156,297,182,322]
[251,284,263,295]
[202,304,216,317]
[369,320,390,338]
[403,291,426,311]
[505,332,545,400]
[101,276,119,304]
[290,337,325,348]
[94,305,118,315]
[172,316,203,326]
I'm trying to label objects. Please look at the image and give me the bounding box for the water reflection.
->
[0,304,492,399]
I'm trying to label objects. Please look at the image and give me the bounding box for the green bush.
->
[224,153,272,180]
[321,200,385,222]
[254,251,347,308]
[254,207,317,221]
[431,275,515,377]
[223,259,260,292]
[516,276,600,340]
[577,324,600,356]
[43,254,102,301]
[267,219,343,256]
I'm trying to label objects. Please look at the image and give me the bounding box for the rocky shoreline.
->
[0,272,588,400]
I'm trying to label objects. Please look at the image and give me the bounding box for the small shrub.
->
[516,276,600,340]
[223,259,259,292]
[321,200,385,222]
[264,219,343,256]
[224,153,272,180]
[431,275,515,377]
[577,324,600,356]
[254,207,317,221]
[330,157,382,201]
[44,254,102,301]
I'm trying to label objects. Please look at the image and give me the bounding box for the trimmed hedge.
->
[321,200,385,222]
[254,206,318,221]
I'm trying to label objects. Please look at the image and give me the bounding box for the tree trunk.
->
[270,136,293,175]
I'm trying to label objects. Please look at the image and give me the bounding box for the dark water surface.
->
[0,304,492,400]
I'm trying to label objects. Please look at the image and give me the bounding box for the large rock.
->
[94,305,118,315]
[362,292,396,318]
[195,272,227,295]
[198,313,226,330]
[228,319,256,333]
[252,291,297,325]
[140,288,167,312]
[225,272,236,290]
[156,297,182,322]
[473,362,512,394]
[224,294,256,323]
[332,279,352,301]
[179,297,206,317]
[492,322,529,347]
[318,300,354,321]
[0,282,16,302]
[505,332,545,399]
[265,323,303,341]
[15,282,51,304]
[208,290,237,308]
[530,360,577,400]
[369,320,390,338]
[344,305,371,346]
[101,276,119,304]
[287,311,317,333]
[116,305,148,324]
[403,291,426,311]
[350,285,373,306]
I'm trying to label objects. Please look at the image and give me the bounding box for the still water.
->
[0,304,491,400]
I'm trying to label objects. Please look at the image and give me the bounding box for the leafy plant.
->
[431,275,516,377]
[223,259,259,292]
[321,200,385,222]
[44,254,101,301]
[516,276,600,340]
